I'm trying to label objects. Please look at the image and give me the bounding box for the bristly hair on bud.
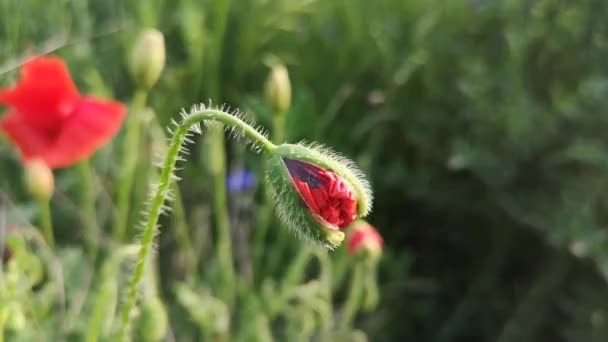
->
[264,142,373,249]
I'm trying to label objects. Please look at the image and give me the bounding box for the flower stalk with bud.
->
[114,28,166,242]
[24,159,55,247]
[117,104,373,340]
[340,221,383,330]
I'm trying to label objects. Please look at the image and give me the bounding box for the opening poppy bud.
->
[265,64,292,115]
[24,159,54,201]
[129,28,166,90]
[264,143,372,249]
[346,220,383,258]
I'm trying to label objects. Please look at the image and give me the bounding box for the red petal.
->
[0,110,54,162]
[294,179,320,213]
[0,57,80,130]
[42,97,126,168]
[311,188,329,210]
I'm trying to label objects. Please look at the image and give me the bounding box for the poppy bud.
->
[346,220,383,258]
[265,64,292,115]
[23,159,54,201]
[265,143,372,249]
[129,29,166,90]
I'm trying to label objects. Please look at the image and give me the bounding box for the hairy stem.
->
[114,90,148,241]
[117,108,275,341]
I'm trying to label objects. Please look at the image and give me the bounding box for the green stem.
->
[204,0,233,304]
[339,263,364,331]
[208,126,235,303]
[114,90,148,241]
[117,108,275,341]
[0,308,6,342]
[87,245,138,342]
[78,160,97,255]
[38,197,54,248]
[268,248,314,318]
[171,183,196,274]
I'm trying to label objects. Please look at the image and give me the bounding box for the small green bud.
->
[264,143,372,249]
[136,296,168,342]
[24,159,54,201]
[265,64,292,115]
[129,29,166,90]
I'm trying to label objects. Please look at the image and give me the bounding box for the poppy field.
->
[2,0,608,341]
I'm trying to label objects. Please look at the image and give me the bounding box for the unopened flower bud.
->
[264,143,372,249]
[137,296,168,342]
[129,29,166,90]
[265,64,292,115]
[24,159,54,201]
[346,220,383,258]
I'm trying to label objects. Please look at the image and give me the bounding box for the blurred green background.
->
[2,0,608,341]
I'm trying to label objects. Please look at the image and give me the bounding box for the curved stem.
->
[116,108,275,341]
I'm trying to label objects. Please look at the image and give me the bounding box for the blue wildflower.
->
[226,169,256,192]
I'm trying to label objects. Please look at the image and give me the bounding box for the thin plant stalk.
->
[204,0,234,304]
[339,264,364,331]
[117,108,275,341]
[38,198,54,248]
[0,307,5,342]
[208,126,236,303]
[86,245,138,342]
[78,160,98,255]
[114,89,148,241]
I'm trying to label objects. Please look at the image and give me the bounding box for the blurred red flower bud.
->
[0,57,126,169]
[347,220,383,256]
[24,158,54,200]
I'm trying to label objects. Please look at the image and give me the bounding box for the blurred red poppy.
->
[347,221,383,255]
[0,57,126,169]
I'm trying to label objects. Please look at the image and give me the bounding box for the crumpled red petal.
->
[42,97,126,168]
[0,57,79,130]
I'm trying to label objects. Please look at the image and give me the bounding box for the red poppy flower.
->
[284,158,357,229]
[347,221,383,255]
[0,57,126,169]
